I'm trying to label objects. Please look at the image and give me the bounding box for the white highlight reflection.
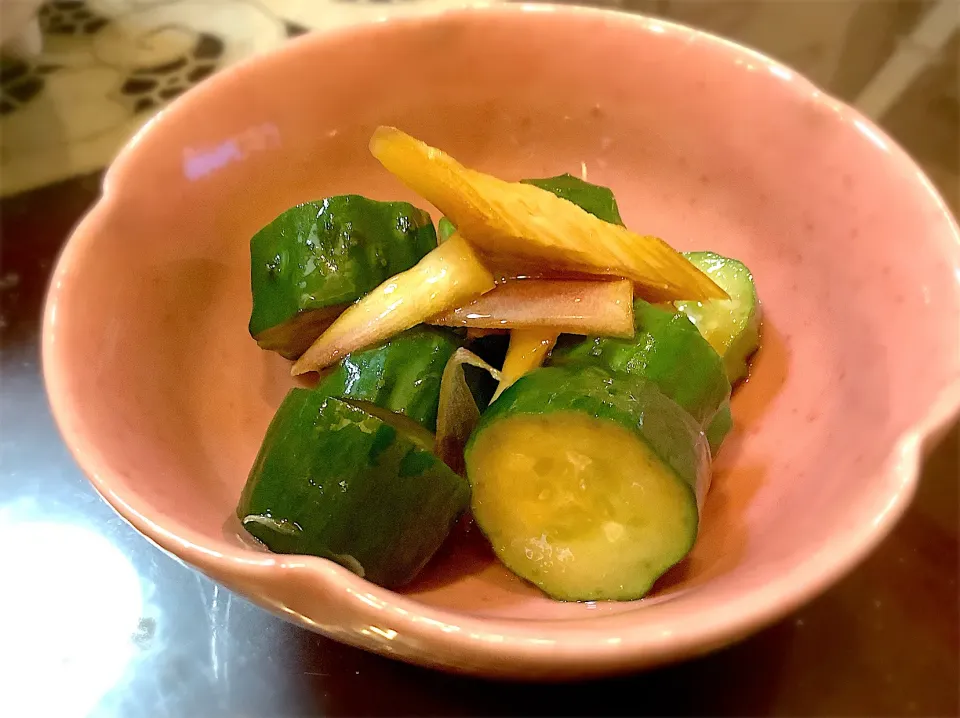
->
[768,64,794,82]
[853,118,890,153]
[0,515,143,718]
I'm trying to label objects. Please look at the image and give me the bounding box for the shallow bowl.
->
[43,4,960,678]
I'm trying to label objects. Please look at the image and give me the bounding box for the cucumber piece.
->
[251,304,345,360]
[250,195,438,358]
[551,299,731,451]
[520,174,625,226]
[313,326,461,431]
[705,400,732,453]
[465,365,709,601]
[675,251,761,384]
[238,391,469,588]
[437,216,457,242]
[435,173,624,246]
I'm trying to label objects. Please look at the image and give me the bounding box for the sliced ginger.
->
[429,278,634,337]
[370,127,727,303]
[292,233,495,374]
[493,329,559,401]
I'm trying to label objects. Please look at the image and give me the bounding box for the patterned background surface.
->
[0,0,495,196]
[0,0,956,207]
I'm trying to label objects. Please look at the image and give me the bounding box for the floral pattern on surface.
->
[39,0,112,35]
[0,0,496,197]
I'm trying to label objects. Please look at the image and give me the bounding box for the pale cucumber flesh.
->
[677,251,760,384]
[469,411,698,601]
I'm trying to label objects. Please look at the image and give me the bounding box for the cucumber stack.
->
[237,160,760,602]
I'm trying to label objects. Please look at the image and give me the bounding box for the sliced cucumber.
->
[250,304,345,360]
[520,174,625,226]
[465,365,709,601]
[250,195,438,358]
[705,400,732,453]
[238,391,469,588]
[676,251,761,384]
[437,216,457,242]
[551,299,731,453]
[313,326,461,431]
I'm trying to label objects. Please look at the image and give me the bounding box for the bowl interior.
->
[47,8,960,628]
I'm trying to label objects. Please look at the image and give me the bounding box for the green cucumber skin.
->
[249,195,438,339]
[252,305,343,360]
[520,174,625,226]
[550,300,731,431]
[705,400,733,454]
[678,251,761,385]
[238,391,469,588]
[313,326,461,431]
[439,173,625,241]
[437,217,457,242]
[468,365,709,503]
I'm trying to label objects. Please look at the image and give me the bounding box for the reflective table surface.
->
[1,174,957,717]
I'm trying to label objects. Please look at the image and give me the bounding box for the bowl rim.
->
[42,2,960,676]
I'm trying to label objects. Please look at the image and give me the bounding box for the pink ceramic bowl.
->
[43,5,960,678]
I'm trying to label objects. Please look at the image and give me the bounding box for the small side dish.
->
[236,127,761,601]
